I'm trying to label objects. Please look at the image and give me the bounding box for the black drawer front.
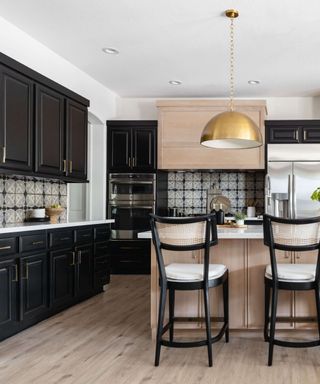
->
[95,255,110,272]
[19,233,46,253]
[268,126,300,143]
[94,242,109,257]
[75,228,93,244]
[0,237,17,257]
[94,226,110,242]
[49,229,74,248]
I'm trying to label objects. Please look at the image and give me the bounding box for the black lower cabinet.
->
[0,224,110,342]
[0,258,18,340]
[50,248,75,309]
[109,240,150,274]
[76,244,94,298]
[20,252,48,321]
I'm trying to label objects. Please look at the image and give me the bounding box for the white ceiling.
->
[1,0,320,98]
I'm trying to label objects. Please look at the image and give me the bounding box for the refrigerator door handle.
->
[288,174,293,219]
[292,174,296,218]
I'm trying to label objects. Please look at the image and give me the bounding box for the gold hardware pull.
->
[82,234,91,238]
[296,255,300,260]
[12,265,18,282]
[128,157,131,167]
[2,147,6,163]
[69,160,73,174]
[60,237,70,241]
[295,130,299,141]
[132,157,135,167]
[63,159,67,173]
[32,241,44,245]
[70,252,76,266]
[78,250,82,264]
[0,245,11,250]
[303,130,307,141]
[22,263,29,280]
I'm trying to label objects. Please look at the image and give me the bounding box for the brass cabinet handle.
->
[82,234,91,238]
[63,159,67,173]
[22,263,29,280]
[303,130,307,141]
[12,265,18,282]
[69,160,73,174]
[60,237,70,241]
[32,241,44,245]
[0,245,11,250]
[78,250,82,264]
[295,130,299,141]
[70,252,76,266]
[132,156,135,167]
[128,157,131,167]
[2,147,6,164]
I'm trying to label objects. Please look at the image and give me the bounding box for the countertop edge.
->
[0,219,114,234]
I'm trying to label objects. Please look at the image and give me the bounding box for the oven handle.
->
[109,180,154,185]
[110,205,154,209]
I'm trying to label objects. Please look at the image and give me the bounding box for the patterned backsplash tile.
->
[0,175,68,224]
[167,171,265,216]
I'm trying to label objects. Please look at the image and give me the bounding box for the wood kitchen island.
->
[139,226,317,338]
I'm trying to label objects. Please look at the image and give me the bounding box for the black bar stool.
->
[150,213,229,367]
[263,214,320,366]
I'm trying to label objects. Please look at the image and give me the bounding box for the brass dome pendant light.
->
[200,9,262,149]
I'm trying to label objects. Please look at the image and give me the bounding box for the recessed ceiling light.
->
[169,80,182,85]
[248,80,260,85]
[102,47,119,55]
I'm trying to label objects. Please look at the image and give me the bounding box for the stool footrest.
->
[265,336,320,348]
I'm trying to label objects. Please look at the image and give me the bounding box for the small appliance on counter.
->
[25,208,50,223]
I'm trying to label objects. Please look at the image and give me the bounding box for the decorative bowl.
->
[45,207,64,224]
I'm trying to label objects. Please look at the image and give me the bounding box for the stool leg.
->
[155,285,166,366]
[223,275,229,343]
[268,286,278,366]
[264,283,271,342]
[169,288,175,343]
[203,286,213,367]
[315,286,320,340]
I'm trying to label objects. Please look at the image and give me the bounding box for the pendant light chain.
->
[229,17,235,112]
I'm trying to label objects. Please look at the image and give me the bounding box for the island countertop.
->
[0,219,114,234]
[138,225,264,240]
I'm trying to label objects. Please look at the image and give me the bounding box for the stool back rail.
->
[150,213,229,367]
[263,214,320,366]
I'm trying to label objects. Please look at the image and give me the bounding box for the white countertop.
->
[138,225,263,240]
[0,219,114,234]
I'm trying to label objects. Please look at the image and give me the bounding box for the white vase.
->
[236,219,244,226]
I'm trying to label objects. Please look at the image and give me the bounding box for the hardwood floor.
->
[0,275,320,384]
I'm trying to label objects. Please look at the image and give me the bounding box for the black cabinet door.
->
[132,127,156,172]
[301,126,320,143]
[0,258,17,338]
[35,85,65,176]
[50,249,76,308]
[76,244,94,297]
[0,65,33,171]
[66,99,87,180]
[108,127,131,171]
[20,252,48,321]
[268,126,300,143]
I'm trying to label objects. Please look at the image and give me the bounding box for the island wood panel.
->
[247,240,294,329]
[199,239,247,329]
[294,250,318,329]
[157,100,266,170]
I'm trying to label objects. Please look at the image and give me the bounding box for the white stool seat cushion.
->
[165,263,227,282]
[265,263,316,282]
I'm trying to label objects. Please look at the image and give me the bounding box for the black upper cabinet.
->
[107,121,157,172]
[0,53,89,182]
[0,65,33,172]
[266,120,320,144]
[66,99,88,180]
[20,252,48,321]
[35,85,65,176]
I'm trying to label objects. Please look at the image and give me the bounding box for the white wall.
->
[116,97,318,120]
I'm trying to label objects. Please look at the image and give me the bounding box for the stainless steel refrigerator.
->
[265,144,320,218]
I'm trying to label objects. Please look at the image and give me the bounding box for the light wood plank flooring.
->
[0,275,320,384]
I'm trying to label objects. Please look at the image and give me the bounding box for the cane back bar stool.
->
[150,213,229,367]
[263,214,320,366]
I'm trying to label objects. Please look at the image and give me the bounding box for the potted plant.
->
[234,211,246,226]
[311,187,320,202]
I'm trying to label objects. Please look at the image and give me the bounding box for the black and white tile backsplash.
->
[167,171,265,216]
[0,175,67,224]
